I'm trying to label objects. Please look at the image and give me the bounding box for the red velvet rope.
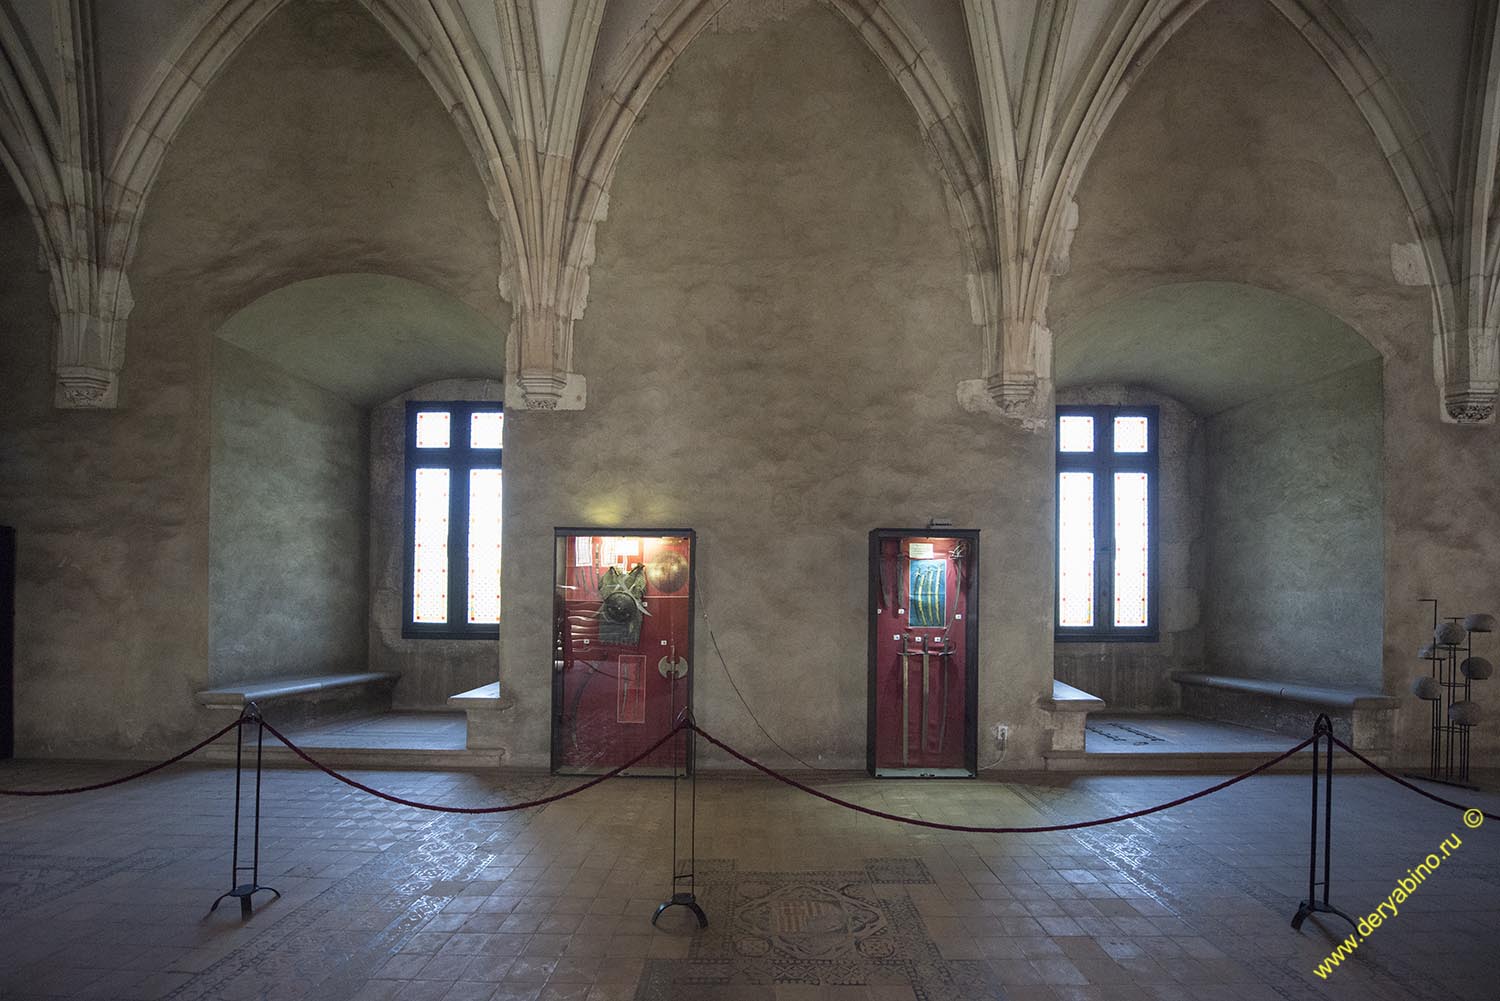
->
[0,717,241,796]
[688,723,1317,833]
[1329,735,1491,822]
[260,719,688,814]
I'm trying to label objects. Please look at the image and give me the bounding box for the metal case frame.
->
[550,527,697,776]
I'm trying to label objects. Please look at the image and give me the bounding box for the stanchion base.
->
[1291,900,1357,932]
[652,892,708,929]
[1401,771,1479,792]
[209,883,281,919]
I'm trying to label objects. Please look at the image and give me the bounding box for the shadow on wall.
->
[1053,282,1384,709]
[208,274,504,700]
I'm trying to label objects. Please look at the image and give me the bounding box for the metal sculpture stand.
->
[1406,599,1482,790]
[652,702,707,929]
[1290,714,1357,933]
[208,703,280,919]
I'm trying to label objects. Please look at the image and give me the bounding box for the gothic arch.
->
[0,4,73,322]
[105,0,514,283]
[563,0,994,369]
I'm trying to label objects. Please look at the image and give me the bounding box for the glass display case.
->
[552,529,695,775]
[867,529,978,777]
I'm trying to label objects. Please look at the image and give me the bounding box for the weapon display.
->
[868,530,978,777]
[553,531,695,776]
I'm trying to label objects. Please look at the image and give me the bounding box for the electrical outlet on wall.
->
[992,723,1008,745]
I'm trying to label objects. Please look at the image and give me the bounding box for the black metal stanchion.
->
[653,712,707,929]
[208,702,280,919]
[1290,713,1356,933]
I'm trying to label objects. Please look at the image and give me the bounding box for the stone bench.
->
[1170,671,1398,752]
[1041,679,1106,756]
[197,671,399,726]
[447,682,515,755]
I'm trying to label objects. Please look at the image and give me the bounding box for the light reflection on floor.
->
[0,756,1496,1000]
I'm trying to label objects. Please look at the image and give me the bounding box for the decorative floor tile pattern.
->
[0,756,1496,1000]
[637,863,1000,1000]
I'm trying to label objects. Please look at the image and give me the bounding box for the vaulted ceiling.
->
[0,0,1496,423]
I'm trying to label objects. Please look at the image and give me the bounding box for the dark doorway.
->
[1,526,13,758]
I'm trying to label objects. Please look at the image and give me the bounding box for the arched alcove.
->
[1046,0,1462,753]
[208,274,502,696]
[1055,282,1384,737]
[0,0,508,755]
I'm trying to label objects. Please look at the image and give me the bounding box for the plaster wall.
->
[500,5,1053,769]
[369,379,504,709]
[209,341,369,686]
[0,174,214,758]
[1052,0,1500,760]
[1053,386,1206,711]
[1204,360,1384,690]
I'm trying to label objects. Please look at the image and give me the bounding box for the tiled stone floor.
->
[1,754,1496,1000]
[1084,717,1292,755]
[278,713,469,751]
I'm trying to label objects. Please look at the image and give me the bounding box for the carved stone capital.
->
[55,365,119,409]
[986,373,1039,411]
[957,376,1048,428]
[506,369,587,411]
[1444,388,1496,424]
[53,269,132,410]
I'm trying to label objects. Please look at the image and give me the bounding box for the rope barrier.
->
[1330,735,1491,822]
[0,717,241,796]
[688,723,1318,834]
[3,717,1488,835]
[258,719,689,814]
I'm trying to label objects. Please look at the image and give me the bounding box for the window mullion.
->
[1096,452,1112,635]
[450,456,469,629]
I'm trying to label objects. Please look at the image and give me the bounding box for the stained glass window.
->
[415,411,450,448]
[1056,406,1157,640]
[467,469,502,623]
[405,403,503,638]
[1058,472,1095,627]
[1114,472,1149,627]
[1113,415,1149,453]
[471,412,503,449]
[1058,415,1094,452]
[412,468,449,623]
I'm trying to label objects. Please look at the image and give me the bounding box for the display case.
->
[868,529,978,777]
[552,529,695,775]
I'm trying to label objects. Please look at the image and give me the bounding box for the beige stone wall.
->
[209,340,370,687]
[1205,360,1384,691]
[500,5,1053,769]
[0,172,216,757]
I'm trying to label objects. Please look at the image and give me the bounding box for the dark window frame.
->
[1055,404,1160,643]
[402,401,503,640]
